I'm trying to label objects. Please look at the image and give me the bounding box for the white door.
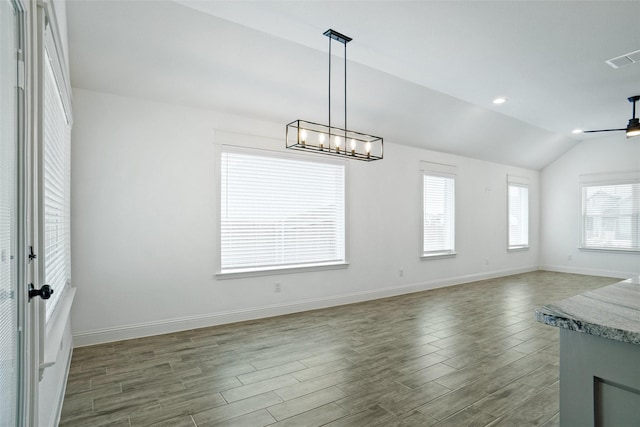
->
[0,1,25,426]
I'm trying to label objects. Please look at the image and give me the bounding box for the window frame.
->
[507,175,530,251]
[420,161,457,259]
[38,3,76,371]
[216,144,349,278]
[580,171,640,253]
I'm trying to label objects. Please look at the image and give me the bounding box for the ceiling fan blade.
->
[578,95,639,136]
[582,128,626,133]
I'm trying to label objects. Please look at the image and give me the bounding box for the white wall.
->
[71,88,540,346]
[540,134,640,278]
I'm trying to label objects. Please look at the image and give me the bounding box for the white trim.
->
[579,170,640,186]
[578,247,640,254]
[507,174,529,186]
[419,160,457,175]
[421,252,457,260]
[539,265,639,280]
[222,143,347,167]
[72,265,538,347]
[216,262,349,279]
[48,346,72,427]
[41,287,75,369]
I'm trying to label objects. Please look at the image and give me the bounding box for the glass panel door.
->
[0,0,20,425]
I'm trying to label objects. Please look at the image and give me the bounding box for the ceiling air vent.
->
[606,49,640,69]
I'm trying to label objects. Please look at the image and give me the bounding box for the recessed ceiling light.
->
[572,129,584,134]
[493,97,507,105]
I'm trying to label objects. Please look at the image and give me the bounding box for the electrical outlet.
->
[274,282,281,293]
[485,258,489,265]
[568,254,573,261]
[399,269,404,277]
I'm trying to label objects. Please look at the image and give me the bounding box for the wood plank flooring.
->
[60,271,619,426]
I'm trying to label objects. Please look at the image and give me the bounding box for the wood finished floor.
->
[60,271,619,427]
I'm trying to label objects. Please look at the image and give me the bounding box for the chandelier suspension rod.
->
[344,35,347,138]
[328,33,331,131]
[327,31,349,141]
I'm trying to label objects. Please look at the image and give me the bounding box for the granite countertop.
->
[535,276,640,345]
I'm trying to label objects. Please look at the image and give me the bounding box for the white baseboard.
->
[73,265,538,347]
[539,264,638,280]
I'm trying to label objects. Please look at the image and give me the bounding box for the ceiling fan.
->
[578,95,640,138]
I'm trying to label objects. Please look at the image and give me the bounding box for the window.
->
[42,36,71,320]
[421,162,456,257]
[581,172,640,251]
[220,147,346,274]
[508,176,529,249]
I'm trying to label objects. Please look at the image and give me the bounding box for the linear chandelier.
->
[286,29,383,161]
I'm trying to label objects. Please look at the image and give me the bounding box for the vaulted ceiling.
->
[66,1,640,170]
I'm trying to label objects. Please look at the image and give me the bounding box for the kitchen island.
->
[535,276,640,426]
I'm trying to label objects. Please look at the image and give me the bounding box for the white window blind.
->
[42,46,71,320]
[421,162,456,257]
[220,147,345,273]
[581,173,640,251]
[508,176,529,249]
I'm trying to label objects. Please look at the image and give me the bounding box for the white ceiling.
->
[66,1,640,170]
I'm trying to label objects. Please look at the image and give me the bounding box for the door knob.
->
[28,284,53,301]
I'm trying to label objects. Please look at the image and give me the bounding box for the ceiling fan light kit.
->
[624,95,640,137]
[581,95,640,139]
[626,117,640,138]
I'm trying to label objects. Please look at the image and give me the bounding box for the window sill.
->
[216,262,349,280]
[508,246,530,252]
[41,286,76,370]
[421,252,457,260]
[579,247,640,254]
